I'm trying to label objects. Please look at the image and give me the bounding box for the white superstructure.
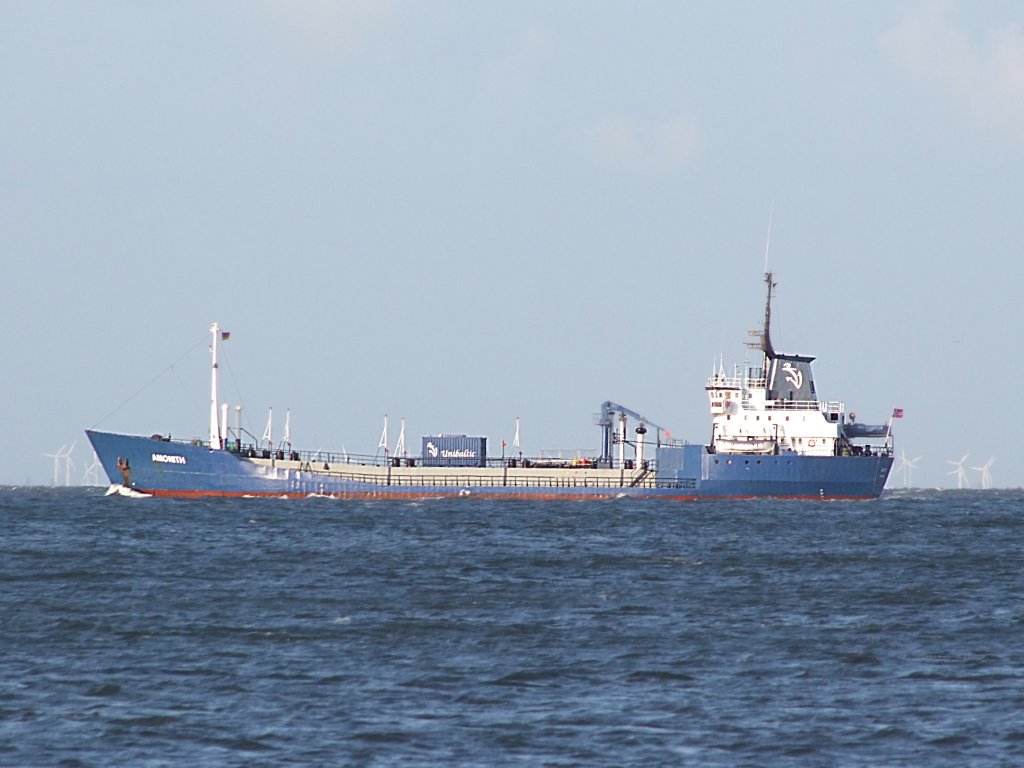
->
[706,365,846,456]
[706,273,890,458]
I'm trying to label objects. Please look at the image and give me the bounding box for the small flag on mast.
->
[220,331,230,341]
[892,408,904,418]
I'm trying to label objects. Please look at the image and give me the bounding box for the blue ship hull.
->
[86,274,897,501]
[86,430,892,500]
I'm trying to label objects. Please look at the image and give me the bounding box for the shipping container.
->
[421,435,487,467]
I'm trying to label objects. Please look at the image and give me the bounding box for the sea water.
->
[1,487,1022,766]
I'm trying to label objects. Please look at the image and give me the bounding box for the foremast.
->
[209,322,224,449]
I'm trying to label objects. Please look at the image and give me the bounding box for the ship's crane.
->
[596,401,669,467]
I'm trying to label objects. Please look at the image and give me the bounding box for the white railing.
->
[750,399,843,412]
[706,375,767,390]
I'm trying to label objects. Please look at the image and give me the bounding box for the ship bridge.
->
[704,368,839,411]
[706,371,843,417]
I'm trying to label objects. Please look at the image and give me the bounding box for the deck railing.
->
[296,468,691,491]
[760,399,843,413]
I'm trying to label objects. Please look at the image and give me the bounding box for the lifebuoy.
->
[808,439,816,447]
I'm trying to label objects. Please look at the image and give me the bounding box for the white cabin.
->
[706,273,890,458]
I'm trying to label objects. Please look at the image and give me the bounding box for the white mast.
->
[378,414,389,456]
[209,322,222,448]
[394,417,406,457]
[262,407,273,450]
[513,416,520,451]
[282,408,291,452]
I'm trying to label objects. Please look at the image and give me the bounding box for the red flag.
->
[220,331,230,341]
[892,408,904,418]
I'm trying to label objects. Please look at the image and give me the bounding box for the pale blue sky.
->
[3,1,1021,489]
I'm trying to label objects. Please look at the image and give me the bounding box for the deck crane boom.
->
[596,401,669,467]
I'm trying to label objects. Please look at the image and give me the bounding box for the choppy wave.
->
[1,487,1022,766]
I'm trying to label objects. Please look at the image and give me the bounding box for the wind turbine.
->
[83,451,103,487]
[946,454,970,489]
[897,449,922,489]
[971,457,996,490]
[62,442,77,487]
[42,442,77,487]
[43,444,66,487]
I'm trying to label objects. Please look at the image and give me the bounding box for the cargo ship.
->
[86,273,894,499]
